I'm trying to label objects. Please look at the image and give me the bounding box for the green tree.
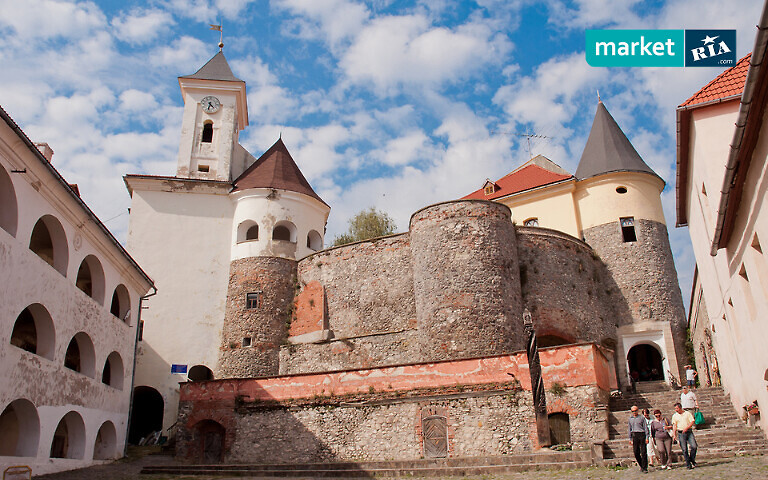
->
[332,207,397,246]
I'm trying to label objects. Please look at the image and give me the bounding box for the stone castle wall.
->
[516,227,619,347]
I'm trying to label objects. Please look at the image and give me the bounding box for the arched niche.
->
[93,421,117,460]
[76,254,106,305]
[9,303,55,360]
[193,419,226,463]
[29,215,68,276]
[0,162,18,237]
[307,230,322,251]
[187,365,214,382]
[0,399,40,457]
[110,284,131,324]
[236,220,259,243]
[64,332,96,378]
[102,351,124,390]
[50,411,86,459]
[128,386,164,444]
[273,221,296,243]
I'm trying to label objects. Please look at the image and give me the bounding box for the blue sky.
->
[0,0,763,308]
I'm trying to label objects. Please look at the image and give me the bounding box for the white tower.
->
[176,51,248,181]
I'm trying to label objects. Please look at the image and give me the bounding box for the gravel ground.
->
[32,451,768,480]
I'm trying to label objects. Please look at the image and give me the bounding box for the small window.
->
[620,217,636,242]
[616,186,627,194]
[246,292,262,309]
[201,122,213,143]
[197,165,210,173]
[246,225,259,241]
[523,218,539,227]
[273,225,291,241]
[138,321,144,341]
[242,337,252,347]
[484,184,495,195]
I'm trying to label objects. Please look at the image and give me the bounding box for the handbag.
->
[694,410,705,426]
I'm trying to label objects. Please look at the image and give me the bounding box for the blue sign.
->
[684,30,736,67]
[171,364,188,374]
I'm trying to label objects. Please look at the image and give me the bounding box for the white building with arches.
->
[0,106,154,475]
[124,51,330,440]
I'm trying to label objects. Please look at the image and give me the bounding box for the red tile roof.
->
[462,164,572,200]
[679,53,751,108]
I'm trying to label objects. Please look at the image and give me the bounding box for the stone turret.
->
[574,101,687,384]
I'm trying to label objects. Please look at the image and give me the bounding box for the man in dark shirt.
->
[628,405,649,473]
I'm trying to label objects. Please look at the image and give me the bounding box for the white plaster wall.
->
[0,143,148,474]
[231,188,330,261]
[684,101,768,436]
[575,172,666,231]
[127,187,233,432]
[496,184,580,238]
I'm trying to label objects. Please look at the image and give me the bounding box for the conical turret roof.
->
[233,138,328,207]
[180,51,243,83]
[575,102,660,182]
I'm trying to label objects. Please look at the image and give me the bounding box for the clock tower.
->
[176,51,248,181]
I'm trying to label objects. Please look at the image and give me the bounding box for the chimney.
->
[34,142,54,162]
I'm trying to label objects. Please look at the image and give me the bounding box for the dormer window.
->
[201,121,213,143]
[483,180,496,195]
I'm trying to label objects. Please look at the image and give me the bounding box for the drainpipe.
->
[124,285,158,457]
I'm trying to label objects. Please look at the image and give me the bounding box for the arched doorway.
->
[627,343,664,382]
[195,420,225,463]
[537,335,571,348]
[187,365,214,382]
[129,386,164,444]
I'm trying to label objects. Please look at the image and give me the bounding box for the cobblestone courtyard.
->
[32,452,768,480]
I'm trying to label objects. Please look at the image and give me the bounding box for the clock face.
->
[200,96,221,114]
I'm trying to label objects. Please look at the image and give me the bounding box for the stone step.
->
[603,450,764,466]
[140,451,592,477]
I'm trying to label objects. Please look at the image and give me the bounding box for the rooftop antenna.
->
[210,21,223,50]
[515,130,549,159]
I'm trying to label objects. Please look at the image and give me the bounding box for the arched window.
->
[307,230,322,251]
[76,255,106,305]
[236,221,260,243]
[64,332,96,378]
[188,365,214,382]
[246,225,259,240]
[524,218,539,227]
[272,221,296,242]
[50,411,86,459]
[201,121,213,143]
[0,163,18,237]
[102,352,124,390]
[93,421,117,460]
[29,215,68,275]
[110,284,131,324]
[0,399,40,457]
[9,304,55,360]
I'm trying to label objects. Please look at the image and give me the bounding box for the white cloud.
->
[0,0,105,40]
[112,9,174,44]
[149,35,208,72]
[546,0,642,29]
[340,14,511,93]
[375,131,436,166]
[273,0,370,48]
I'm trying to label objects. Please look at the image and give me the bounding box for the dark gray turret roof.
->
[180,51,243,82]
[575,102,660,181]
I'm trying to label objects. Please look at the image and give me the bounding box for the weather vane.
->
[210,21,223,50]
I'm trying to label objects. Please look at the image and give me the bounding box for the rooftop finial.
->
[597,90,602,104]
[210,21,223,51]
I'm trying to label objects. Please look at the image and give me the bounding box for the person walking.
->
[628,405,649,473]
[642,409,657,467]
[650,409,673,469]
[672,402,698,469]
[680,385,698,410]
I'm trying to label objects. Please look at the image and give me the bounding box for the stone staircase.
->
[604,383,767,464]
[140,450,592,477]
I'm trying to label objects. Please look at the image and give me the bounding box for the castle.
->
[125,50,688,462]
